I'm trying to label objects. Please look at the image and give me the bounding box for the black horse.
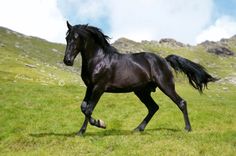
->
[63,21,217,135]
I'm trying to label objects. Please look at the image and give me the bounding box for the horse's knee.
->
[81,101,87,114]
[81,101,93,116]
[89,118,96,125]
[85,108,92,116]
[179,100,187,111]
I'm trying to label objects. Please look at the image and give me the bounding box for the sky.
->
[0,0,236,45]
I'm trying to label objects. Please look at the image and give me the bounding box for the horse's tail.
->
[165,54,218,92]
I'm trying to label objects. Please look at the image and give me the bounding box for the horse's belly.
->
[105,80,152,93]
[105,60,152,92]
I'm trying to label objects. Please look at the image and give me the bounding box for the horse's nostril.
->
[63,58,73,66]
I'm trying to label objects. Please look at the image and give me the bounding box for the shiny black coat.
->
[63,22,216,135]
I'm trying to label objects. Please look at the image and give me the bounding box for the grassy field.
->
[0,79,235,155]
[0,27,236,155]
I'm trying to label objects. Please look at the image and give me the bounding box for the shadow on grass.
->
[146,127,180,132]
[29,132,77,138]
[29,127,180,138]
[29,129,135,138]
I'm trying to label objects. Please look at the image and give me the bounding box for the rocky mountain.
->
[198,38,236,56]
[112,36,236,57]
[111,38,145,53]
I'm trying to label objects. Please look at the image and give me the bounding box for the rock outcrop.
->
[112,38,144,53]
[199,40,234,56]
[159,38,186,47]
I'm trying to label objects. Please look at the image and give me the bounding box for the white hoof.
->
[99,119,106,129]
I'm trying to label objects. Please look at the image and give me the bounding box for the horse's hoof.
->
[98,119,106,129]
[133,127,144,132]
[77,130,85,136]
[185,127,192,132]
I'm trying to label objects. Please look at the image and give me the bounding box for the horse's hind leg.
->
[157,79,192,131]
[134,90,159,131]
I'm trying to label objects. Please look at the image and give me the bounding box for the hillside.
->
[0,26,81,86]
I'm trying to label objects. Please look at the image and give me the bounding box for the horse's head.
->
[63,21,83,66]
[63,22,111,66]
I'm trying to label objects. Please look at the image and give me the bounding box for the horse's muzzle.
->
[63,57,74,66]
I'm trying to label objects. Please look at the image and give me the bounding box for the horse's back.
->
[131,52,174,83]
[131,52,171,73]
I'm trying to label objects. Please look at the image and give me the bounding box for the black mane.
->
[73,24,111,49]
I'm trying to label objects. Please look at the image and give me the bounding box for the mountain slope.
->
[0,27,81,86]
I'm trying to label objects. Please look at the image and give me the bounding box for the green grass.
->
[0,27,236,155]
[0,80,235,156]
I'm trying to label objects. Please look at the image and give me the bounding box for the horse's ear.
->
[67,21,72,30]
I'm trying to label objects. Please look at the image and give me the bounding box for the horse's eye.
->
[74,33,79,39]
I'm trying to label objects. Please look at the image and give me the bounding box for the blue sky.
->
[214,0,236,18]
[0,0,236,45]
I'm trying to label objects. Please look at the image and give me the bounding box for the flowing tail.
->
[165,54,218,92]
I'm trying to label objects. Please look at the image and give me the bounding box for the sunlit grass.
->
[0,79,235,155]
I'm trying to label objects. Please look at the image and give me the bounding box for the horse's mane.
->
[73,24,111,49]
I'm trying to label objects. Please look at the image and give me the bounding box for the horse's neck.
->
[80,47,105,72]
[82,46,104,59]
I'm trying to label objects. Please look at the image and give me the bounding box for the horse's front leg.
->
[80,86,106,133]
[77,101,89,136]
[77,88,91,135]
[86,86,106,129]
[78,100,106,136]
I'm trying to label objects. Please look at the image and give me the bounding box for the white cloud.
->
[0,0,66,43]
[58,0,214,44]
[75,0,108,20]
[106,0,214,44]
[0,0,218,44]
[58,0,108,24]
[196,16,236,43]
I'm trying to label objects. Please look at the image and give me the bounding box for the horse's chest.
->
[93,62,106,75]
[81,62,108,85]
